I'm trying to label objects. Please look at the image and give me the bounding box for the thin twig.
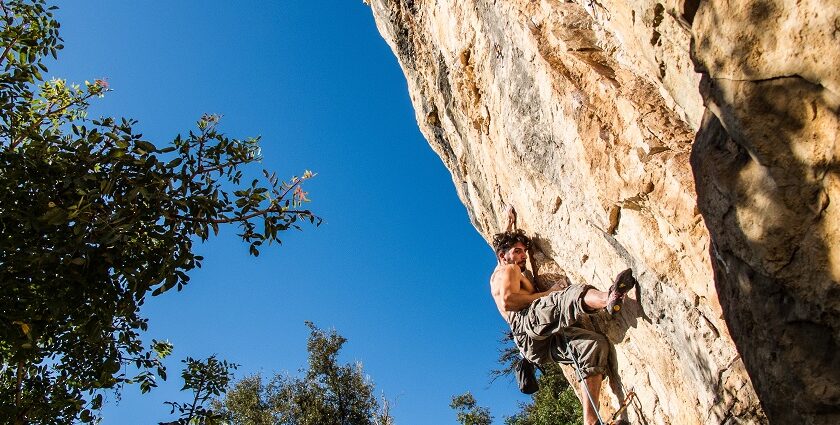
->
[0,33,21,67]
[185,374,206,422]
[275,177,305,204]
[195,158,248,176]
[196,131,206,174]
[0,0,19,65]
[9,92,97,149]
[168,208,314,225]
[43,92,95,119]
[0,1,10,22]
[15,360,23,409]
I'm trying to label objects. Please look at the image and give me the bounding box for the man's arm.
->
[498,265,552,311]
[504,205,541,287]
[505,204,517,232]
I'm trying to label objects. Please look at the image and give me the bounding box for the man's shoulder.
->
[491,264,520,282]
[502,263,521,273]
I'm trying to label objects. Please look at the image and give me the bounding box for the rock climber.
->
[489,206,636,425]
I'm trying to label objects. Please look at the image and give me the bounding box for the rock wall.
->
[690,2,840,424]
[368,0,838,423]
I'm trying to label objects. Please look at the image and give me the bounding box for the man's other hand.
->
[505,204,517,231]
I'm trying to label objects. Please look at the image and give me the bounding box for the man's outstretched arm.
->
[505,204,517,232]
[504,204,543,286]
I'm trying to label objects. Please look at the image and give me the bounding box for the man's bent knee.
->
[554,328,610,377]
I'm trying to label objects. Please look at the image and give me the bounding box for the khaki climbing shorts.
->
[507,284,609,378]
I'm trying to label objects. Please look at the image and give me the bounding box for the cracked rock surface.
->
[368,0,838,423]
[691,1,840,424]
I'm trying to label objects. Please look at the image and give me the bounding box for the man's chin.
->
[518,263,526,271]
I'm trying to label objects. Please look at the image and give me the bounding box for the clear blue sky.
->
[50,1,531,423]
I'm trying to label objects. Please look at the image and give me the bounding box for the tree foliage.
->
[450,392,492,425]
[489,333,580,424]
[452,333,583,425]
[0,1,319,422]
[493,332,581,425]
[216,322,393,425]
[503,363,582,425]
[161,356,238,425]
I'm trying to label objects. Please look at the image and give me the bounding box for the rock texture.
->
[691,2,840,424]
[368,0,838,423]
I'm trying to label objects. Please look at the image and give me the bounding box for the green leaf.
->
[39,207,67,225]
[135,140,157,153]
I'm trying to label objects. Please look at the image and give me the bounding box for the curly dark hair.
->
[492,229,531,256]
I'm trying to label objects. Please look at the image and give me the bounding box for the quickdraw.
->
[607,391,637,425]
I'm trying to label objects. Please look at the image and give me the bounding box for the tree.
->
[215,322,393,425]
[0,1,319,423]
[450,392,493,425]
[161,356,238,425]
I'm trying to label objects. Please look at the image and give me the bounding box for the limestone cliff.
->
[368,1,838,423]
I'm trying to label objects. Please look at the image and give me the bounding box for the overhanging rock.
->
[368,1,839,423]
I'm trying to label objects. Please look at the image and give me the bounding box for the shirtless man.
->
[489,207,636,425]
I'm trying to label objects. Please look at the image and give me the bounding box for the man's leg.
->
[582,268,637,314]
[581,373,604,425]
[522,269,636,339]
[583,287,609,310]
[552,328,610,424]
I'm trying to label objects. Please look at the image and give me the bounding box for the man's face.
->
[501,242,528,270]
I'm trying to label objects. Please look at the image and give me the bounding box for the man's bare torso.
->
[490,264,537,320]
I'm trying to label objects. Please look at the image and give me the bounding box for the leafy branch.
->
[161,356,237,425]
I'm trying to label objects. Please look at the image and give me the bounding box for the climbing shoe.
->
[606,268,637,317]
